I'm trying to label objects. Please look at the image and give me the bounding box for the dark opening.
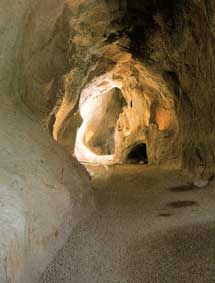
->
[126,143,148,164]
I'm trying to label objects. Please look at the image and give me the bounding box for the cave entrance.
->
[126,143,148,164]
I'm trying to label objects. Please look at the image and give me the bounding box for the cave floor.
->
[40,165,215,283]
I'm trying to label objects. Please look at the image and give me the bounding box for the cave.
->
[75,84,127,164]
[126,143,148,164]
[1,1,215,283]
[75,86,126,163]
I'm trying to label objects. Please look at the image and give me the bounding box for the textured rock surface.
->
[0,97,93,283]
[124,0,215,178]
[1,0,215,281]
[75,62,178,165]
[10,0,214,177]
[0,1,93,282]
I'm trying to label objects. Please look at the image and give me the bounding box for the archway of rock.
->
[75,86,126,164]
[72,61,179,167]
[126,143,148,164]
[85,88,126,156]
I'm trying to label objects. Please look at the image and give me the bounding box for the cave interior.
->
[1,0,215,282]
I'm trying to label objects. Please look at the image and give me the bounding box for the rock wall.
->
[0,98,93,283]
[2,0,214,174]
[0,1,94,282]
[1,0,215,280]
[76,61,178,166]
[0,0,32,96]
[15,0,215,177]
[83,1,215,176]
[125,0,215,177]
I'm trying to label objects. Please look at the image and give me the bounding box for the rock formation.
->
[11,0,214,177]
[1,0,215,282]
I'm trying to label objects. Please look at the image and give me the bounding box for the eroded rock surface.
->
[0,97,94,283]
[0,1,94,282]
[7,0,214,177]
[1,0,215,282]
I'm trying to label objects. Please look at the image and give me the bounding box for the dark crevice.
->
[48,114,56,137]
[126,143,148,164]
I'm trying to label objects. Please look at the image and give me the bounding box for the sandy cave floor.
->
[39,165,215,283]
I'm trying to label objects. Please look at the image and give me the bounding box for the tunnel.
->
[1,1,215,283]
[75,82,128,164]
[86,87,126,156]
[126,143,148,164]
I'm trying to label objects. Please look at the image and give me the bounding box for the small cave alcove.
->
[126,143,148,164]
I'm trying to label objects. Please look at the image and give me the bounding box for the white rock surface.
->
[0,0,91,283]
[0,2,94,282]
[0,97,93,283]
